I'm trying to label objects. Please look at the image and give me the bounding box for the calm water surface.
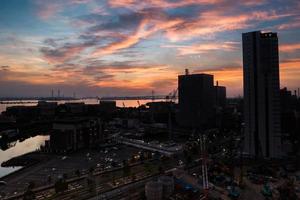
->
[0,135,49,178]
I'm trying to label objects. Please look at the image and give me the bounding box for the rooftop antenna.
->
[185,68,189,75]
[216,81,219,107]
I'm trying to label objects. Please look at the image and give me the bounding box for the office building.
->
[49,118,103,153]
[178,71,215,129]
[242,31,282,158]
[215,81,226,108]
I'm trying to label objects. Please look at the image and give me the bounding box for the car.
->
[105,165,112,169]
[178,160,184,166]
[61,156,67,160]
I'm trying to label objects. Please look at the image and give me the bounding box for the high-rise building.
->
[178,72,215,129]
[242,31,282,158]
[215,81,226,108]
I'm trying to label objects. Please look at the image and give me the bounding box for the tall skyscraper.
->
[178,71,215,129]
[242,31,282,158]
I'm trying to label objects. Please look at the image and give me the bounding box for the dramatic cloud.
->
[108,0,221,10]
[40,39,96,64]
[165,10,293,41]
[92,17,183,56]
[0,0,299,97]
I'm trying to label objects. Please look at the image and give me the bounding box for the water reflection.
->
[0,135,49,178]
[0,99,154,178]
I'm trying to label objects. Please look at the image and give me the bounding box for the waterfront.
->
[0,99,153,179]
[0,99,155,113]
[0,135,49,178]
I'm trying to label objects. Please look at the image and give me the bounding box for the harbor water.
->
[0,135,49,178]
[0,99,154,178]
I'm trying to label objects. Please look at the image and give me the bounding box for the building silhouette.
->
[215,81,226,108]
[242,31,282,158]
[178,71,215,129]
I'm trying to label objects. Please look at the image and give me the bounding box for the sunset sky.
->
[0,0,299,97]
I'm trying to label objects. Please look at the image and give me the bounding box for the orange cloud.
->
[280,59,300,89]
[194,66,243,96]
[191,59,300,97]
[82,63,178,94]
[280,43,300,52]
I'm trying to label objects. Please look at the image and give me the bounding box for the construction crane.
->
[137,101,141,121]
[166,89,178,140]
[165,88,178,102]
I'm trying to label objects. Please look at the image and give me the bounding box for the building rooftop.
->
[178,73,213,78]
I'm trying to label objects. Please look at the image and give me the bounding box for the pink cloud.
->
[165,10,292,42]
[163,41,239,55]
[280,43,300,52]
[108,0,221,10]
[35,0,93,20]
[36,2,61,20]
[92,18,183,56]
[278,17,300,30]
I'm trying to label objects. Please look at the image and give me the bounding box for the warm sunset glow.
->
[0,0,299,97]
